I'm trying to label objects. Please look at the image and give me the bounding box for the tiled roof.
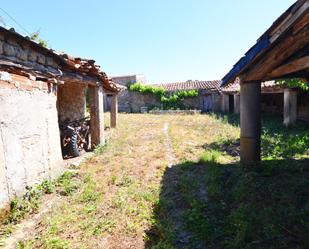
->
[0,27,121,92]
[221,81,280,94]
[152,80,221,92]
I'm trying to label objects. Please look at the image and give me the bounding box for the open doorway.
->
[229,95,234,113]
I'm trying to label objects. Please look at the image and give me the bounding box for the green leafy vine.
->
[275,78,309,91]
[128,82,198,109]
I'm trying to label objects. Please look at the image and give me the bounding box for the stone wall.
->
[183,96,202,109]
[261,93,284,114]
[0,80,63,209]
[297,92,309,121]
[117,90,223,113]
[57,82,86,122]
[0,30,59,73]
[117,90,161,112]
[111,74,147,86]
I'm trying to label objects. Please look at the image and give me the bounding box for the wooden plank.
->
[267,55,309,78]
[270,1,309,43]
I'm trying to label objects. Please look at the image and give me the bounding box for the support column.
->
[110,94,118,128]
[222,94,229,112]
[89,85,104,147]
[283,89,297,127]
[234,94,240,114]
[240,82,261,164]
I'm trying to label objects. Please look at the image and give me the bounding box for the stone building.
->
[104,74,146,112]
[222,81,309,123]
[0,27,120,210]
[112,79,222,113]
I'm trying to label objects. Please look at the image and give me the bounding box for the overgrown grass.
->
[147,114,309,248]
[17,113,309,248]
[0,171,80,247]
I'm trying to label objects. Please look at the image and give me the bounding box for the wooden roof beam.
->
[243,19,309,82]
[267,55,309,78]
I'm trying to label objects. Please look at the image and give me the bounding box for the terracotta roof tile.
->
[221,80,279,94]
[152,80,221,92]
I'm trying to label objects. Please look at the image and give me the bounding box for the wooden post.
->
[240,81,261,164]
[110,94,118,128]
[283,88,297,127]
[89,85,104,147]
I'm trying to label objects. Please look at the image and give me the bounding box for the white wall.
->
[0,87,63,209]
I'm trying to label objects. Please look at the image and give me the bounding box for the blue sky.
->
[0,0,295,83]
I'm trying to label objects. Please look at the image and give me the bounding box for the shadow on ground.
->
[210,113,309,159]
[146,158,309,249]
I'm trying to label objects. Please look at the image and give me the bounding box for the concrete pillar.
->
[222,94,229,112]
[240,82,261,164]
[234,94,240,114]
[110,94,118,128]
[283,89,297,127]
[89,85,104,147]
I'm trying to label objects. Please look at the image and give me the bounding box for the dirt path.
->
[163,122,176,168]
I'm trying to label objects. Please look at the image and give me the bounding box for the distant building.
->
[104,74,147,111]
[112,79,223,113]
[111,74,147,86]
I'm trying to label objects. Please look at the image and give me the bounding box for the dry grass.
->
[18,113,238,249]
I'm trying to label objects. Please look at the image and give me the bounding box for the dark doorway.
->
[203,95,212,112]
[229,95,234,113]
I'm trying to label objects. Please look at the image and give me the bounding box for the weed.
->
[38,180,54,194]
[56,171,79,196]
[94,143,108,155]
[78,176,99,203]
[44,237,69,249]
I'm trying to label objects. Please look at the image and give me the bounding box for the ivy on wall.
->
[128,82,198,109]
[276,78,309,91]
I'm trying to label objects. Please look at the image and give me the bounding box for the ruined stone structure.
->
[0,27,120,210]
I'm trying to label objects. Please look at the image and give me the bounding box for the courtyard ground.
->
[2,113,309,249]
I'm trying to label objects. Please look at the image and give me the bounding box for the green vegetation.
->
[180,154,309,249]
[0,171,80,246]
[14,113,309,248]
[30,30,48,48]
[128,82,198,109]
[276,78,309,91]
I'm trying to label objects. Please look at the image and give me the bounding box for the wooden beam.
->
[269,1,309,43]
[268,55,309,78]
[244,13,309,82]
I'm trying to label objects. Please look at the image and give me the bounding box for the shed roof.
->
[222,0,309,86]
[152,80,221,92]
[0,26,120,92]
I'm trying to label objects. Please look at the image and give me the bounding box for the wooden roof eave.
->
[241,12,309,83]
[222,0,309,86]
